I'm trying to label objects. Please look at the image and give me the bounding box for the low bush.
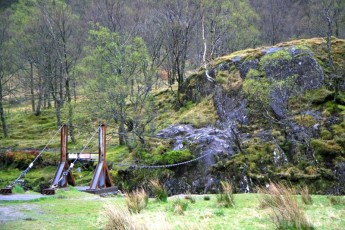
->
[13,185,25,194]
[2,150,39,169]
[204,195,211,201]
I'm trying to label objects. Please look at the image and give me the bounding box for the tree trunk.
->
[30,62,35,113]
[35,74,43,116]
[118,121,126,145]
[55,99,62,127]
[0,83,8,137]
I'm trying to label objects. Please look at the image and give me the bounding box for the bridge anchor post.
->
[42,124,75,195]
[86,124,117,195]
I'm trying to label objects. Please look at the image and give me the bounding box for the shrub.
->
[217,181,235,208]
[311,139,342,155]
[13,185,25,194]
[125,189,148,213]
[3,150,39,169]
[328,196,345,205]
[184,194,196,203]
[172,198,188,215]
[149,179,168,202]
[300,186,313,205]
[203,195,211,201]
[213,209,225,216]
[258,182,314,230]
[104,205,145,230]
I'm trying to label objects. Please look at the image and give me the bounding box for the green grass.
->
[0,191,344,229]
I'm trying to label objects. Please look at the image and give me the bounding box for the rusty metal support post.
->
[89,124,113,189]
[42,124,75,195]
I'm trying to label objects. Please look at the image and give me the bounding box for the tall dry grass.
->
[258,182,314,230]
[125,189,148,213]
[300,185,313,205]
[149,179,168,202]
[217,181,235,208]
[103,205,145,230]
[172,198,189,215]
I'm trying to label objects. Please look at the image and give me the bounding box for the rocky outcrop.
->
[164,38,345,194]
[156,124,232,194]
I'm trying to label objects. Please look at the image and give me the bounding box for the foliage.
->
[84,23,154,150]
[157,149,193,165]
[258,182,314,230]
[13,185,25,194]
[2,150,38,170]
[203,195,211,201]
[125,189,148,214]
[149,179,168,202]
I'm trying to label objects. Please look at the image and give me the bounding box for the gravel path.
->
[0,203,40,224]
[0,194,44,201]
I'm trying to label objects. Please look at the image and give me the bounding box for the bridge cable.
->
[113,151,211,169]
[8,125,64,187]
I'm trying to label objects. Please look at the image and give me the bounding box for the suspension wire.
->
[52,125,101,188]
[8,125,64,187]
[113,151,211,169]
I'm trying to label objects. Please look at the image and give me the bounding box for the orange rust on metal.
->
[42,124,75,195]
[89,124,113,190]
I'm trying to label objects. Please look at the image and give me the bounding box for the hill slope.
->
[0,37,344,195]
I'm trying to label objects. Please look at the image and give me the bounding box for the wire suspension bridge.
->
[0,124,211,195]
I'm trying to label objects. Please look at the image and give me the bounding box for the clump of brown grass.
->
[184,193,196,203]
[217,181,235,208]
[104,205,145,230]
[125,188,148,213]
[258,182,314,230]
[300,186,313,205]
[149,179,168,202]
[172,198,189,215]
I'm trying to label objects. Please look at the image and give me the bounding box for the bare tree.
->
[0,9,13,137]
[155,0,200,104]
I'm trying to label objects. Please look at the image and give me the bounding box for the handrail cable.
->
[8,125,64,187]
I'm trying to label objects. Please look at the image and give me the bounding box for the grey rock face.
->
[157,124,233,194]
[238,59,259,78]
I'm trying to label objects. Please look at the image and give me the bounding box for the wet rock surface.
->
[157,124,234,194]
